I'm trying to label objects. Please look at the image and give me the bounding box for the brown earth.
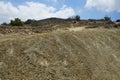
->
[0,28,120,80]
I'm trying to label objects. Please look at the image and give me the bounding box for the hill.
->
[0,18,120,34]
[24,18,120,28]
[0,28,120,80]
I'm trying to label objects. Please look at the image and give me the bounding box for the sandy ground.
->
[68,27,85,31]
[0,28,120,80]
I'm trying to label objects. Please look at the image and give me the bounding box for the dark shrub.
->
[68,15,80,21]
[88,19,96,21]
[10,18,24,26]
[114,24,120,28]
[116,19,120,22]
[75,15,80,21]
[104,16,111,21]
[1,22,8,26]
[25,19,36,24]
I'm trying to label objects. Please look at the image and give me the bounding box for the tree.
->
[75,15,80,21]
[10,18,24,26]
[104,16,111,21]
[68,15,80,21]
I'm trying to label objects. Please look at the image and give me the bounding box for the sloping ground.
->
[24,18,116,28]
[68,27,85,31]
[0,29,120,80]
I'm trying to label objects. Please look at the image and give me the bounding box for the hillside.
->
[0,28,120,80]
[24,18,120,28]
[0,18,120,34]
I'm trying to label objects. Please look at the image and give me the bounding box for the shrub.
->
[88,19,95,21]
[1,22,8,26]
[75,15,80,21]
[114,24,120,28]
[10,18,24,26]
[25,19,36,24]
[104,16,111,21]
[116,19,120,22]
[68,15,80,21]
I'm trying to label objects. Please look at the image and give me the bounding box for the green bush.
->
[1,22,8,26]
[75,15,80,21]
[68,15,80,21]
[10,18,24,26]
[104,16,111,21]
[25,19,33,24]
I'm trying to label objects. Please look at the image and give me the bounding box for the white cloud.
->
[85,0,120,12]
[0,1,75,23]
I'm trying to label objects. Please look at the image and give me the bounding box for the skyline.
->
[0,0,120,23]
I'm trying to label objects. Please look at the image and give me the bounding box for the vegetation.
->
[88,19,104,21]
[104,16,111,21]
[68,15,80,21]
[75,15,80,21]
[24,19,36,24]
[10,18,24,26]
[116,19,120,22]
[1,22,8,26]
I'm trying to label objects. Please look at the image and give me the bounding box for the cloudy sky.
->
[0,0,120,23]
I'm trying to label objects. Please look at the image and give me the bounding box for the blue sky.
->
[0,0,120,23]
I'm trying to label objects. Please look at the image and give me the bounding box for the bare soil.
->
[0,27,120,80]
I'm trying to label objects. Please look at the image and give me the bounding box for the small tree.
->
[10,20,15,26]
[68,15,80,21]
[104,16,111,21]
[10,18,24,26]
[75,15,80,21]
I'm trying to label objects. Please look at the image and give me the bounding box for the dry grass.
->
[0,28,120,80]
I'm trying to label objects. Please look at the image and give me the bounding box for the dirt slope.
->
[0,28,120,80]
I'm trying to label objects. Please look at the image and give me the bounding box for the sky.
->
[0,0,120,23]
